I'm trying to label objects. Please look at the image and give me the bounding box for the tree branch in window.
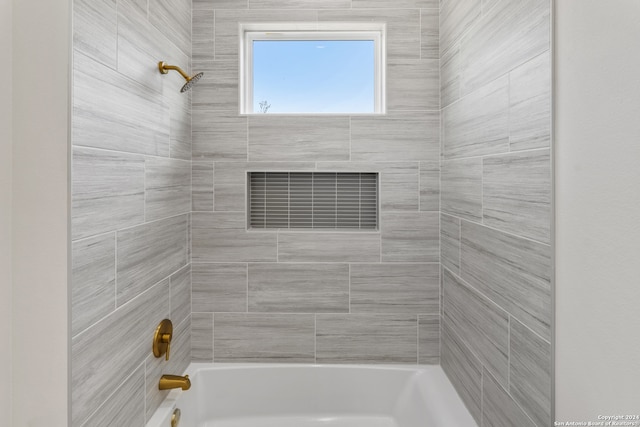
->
[258,100,271,113]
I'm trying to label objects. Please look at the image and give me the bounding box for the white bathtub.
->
[146,364,478,427]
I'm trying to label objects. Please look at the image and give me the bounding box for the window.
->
[248,172,378,230]
[240,24,386,114]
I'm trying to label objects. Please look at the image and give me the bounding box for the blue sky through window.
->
[252,40,375,113]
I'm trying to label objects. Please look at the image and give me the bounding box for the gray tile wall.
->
[70,0,552,425]
[71,0,192,425]
[439,0,552,426]
[191,0,440,366]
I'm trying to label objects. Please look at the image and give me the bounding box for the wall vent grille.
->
[249,172,378,230]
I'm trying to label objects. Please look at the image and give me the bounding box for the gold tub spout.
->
[159,374,191,391]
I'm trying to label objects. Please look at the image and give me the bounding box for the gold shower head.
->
[158,61,204,93]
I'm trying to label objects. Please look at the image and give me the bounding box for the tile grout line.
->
[114,231,118,310]
[246,114,249,162]
[419,7,423,61]
[143,157,147,223]
[78,359,146,427]
[439,64,444,364]
[169,270,173,321]
[456,214,551,248]
[143,357,148,423]
[190,260,429,265]
[212,9,216,60]
[510,310,551,347]
[190,266,194,363]
[480,367,484,427]
[246,263,249,313]
[443,313,490,393]
[418,162,422,212]
[73,270,178,341]
[416,316,420,364]
[507,314,511,391]
[507,62,512,153]
[207,312,432,317]
[439,267,443,362]
[348,263,351,314]
[443,263,551,345]
[443,263,510,326]
[211,313,216,363]
[211,161,218,212]
[508,382,541,427]
[104,212,190,236]
[73,141,193,162]
[189,159,194,216]
[458,216,461,276]
[115,0,119,71]
[480,155,484,224]
[441,46,550,121]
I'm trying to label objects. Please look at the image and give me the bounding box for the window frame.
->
[239,23,387,115]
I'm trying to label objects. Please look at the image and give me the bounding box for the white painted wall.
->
[555,0,640,420]
[0,0,13,424]
[11,0,71,425]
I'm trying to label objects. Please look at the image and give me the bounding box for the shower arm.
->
[158,62,191,81]
[158,61,204,93]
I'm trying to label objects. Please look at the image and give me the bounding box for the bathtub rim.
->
[145,363,474,427]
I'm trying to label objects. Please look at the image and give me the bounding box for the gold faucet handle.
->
[153,319,173,361]
[162,333,171,361]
